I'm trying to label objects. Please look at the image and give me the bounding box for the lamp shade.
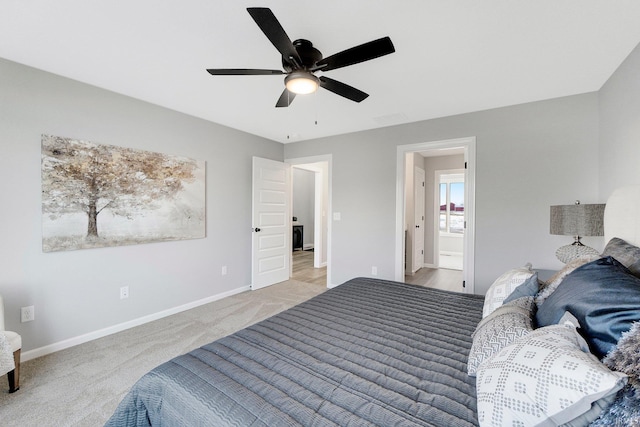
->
[285,71,319,95]
[550,202,605,237]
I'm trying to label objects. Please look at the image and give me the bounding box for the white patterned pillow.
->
[467,297,534,377]
[476,324,627,427]
[482,264,534,318]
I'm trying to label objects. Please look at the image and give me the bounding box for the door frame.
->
[413,166,425,273]
[285,154,333,288]
[395,137,476,293]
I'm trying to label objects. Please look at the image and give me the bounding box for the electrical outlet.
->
[21,305,35,323]
[120,286,129,299]
[221,265,228,276]
[371,266,378,276]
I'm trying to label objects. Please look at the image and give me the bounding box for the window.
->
[439,173,464,234]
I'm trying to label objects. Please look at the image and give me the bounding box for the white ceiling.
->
[2,1,640,144]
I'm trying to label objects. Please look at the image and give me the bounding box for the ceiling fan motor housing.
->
[283,39,322,71]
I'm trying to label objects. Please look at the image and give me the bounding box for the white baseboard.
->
[21,285,251,362]
[440,251,463,257]
[408,263,429,275]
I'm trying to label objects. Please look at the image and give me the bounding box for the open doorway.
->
[437,170,465,271]
[395,137,476,293]
[286,155,332,288]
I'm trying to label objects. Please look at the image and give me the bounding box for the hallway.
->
[405,267,464,293]
[291,250,326,286]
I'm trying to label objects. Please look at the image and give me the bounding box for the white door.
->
[413,167,425,273]
[252,157,290,290]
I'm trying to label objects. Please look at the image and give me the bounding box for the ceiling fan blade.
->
[275,89,296,108]
[315,36,395,72]
[319,76,369,103]
[207,68,284,76]
[247,7,302,66]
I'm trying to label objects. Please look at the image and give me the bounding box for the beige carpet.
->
[0,280,326,426]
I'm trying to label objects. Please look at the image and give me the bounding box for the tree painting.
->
[41,134,205,252]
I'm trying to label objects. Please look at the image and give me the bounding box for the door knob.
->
[254,228,261,232]
[415,225,420,228]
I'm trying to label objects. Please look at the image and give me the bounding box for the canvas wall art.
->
[41,134,205,252]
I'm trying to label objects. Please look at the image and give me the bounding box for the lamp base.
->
[555,244,599,264]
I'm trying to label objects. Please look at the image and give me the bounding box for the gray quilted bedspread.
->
[105,277,485,426]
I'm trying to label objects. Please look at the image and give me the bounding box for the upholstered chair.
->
[0,294,21,393]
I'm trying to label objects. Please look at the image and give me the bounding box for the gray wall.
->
[599,42,640,198]
[5,37,640,355]
[0,58,283,352]
[284,93,601,294]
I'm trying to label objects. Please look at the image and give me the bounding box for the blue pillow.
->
[536,256,640,359]
[503,272,539,304]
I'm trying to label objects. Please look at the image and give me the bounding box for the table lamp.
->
[550,200,605,263]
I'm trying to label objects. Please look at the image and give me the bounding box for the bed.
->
[106,186,640,427]
[106,278,484,426]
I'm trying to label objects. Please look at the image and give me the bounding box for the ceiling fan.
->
[206,7,395,107]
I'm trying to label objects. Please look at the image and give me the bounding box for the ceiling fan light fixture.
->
[285,71,319,95]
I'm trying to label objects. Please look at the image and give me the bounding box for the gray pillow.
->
[589,381,640,426]
[602,237,640,278]
[603,321,640,377]
[591,322,640,425]
[467,297,534,376]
